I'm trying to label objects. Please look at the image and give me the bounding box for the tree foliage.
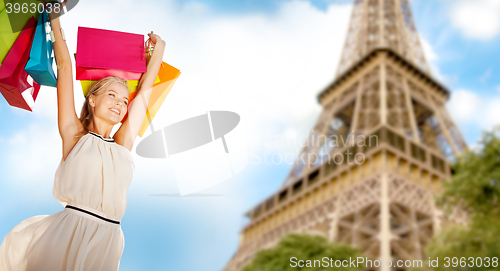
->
[437,128,500,218]
[242,233,364,271]
[416,128,500,270]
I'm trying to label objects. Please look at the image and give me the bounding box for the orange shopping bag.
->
[124,61,180,137]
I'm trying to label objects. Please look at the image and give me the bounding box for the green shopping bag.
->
[0,0,41,63]
[1,0,14,11]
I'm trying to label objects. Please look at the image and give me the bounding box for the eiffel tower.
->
[224,0,467,270]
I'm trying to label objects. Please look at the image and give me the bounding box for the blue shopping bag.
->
[24,10,57,87]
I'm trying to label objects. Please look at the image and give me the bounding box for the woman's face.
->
[91,82,129,124]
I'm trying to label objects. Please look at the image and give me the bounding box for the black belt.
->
[65,205,121,225]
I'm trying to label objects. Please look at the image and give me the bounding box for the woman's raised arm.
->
[49,8,84,160]
[114,32,165,151]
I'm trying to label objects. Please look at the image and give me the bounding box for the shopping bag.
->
[124,61,181,137]
[80,76,160,97]
[0,0,40,64]
[0,16,40,111]
[0,0,14,12]
[75,66,144,80]
[74,52,145,81]
[80,79,137,97]
[25,10,57,87]
[75,27,146,80]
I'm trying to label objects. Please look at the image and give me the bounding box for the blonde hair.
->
[76,76,129,139]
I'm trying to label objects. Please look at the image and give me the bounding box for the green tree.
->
[242,233,364,271]
[415,128,500,270]
[438,128,500,218]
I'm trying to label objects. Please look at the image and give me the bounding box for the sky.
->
[1,0,500,270]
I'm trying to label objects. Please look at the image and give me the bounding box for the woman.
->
[0,7,165,271]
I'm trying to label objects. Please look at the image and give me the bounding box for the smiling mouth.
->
[110,108,120,115]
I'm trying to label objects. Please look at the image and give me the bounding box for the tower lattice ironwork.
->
[224,1,467,270]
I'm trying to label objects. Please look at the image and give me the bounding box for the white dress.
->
[0,131,135,271]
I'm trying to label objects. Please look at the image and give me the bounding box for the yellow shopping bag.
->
[80,76,160,97]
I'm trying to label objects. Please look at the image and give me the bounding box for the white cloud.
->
[447,89,481,124]
[420,37,448,83]
[1,122,62,204]
[421,37,437,63]
[482,99,500,128]
[447,89,500,129]
[449,0,500,40]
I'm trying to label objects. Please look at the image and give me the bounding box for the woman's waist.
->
[63,202,123,226]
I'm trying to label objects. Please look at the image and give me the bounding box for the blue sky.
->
[2,0,500,270]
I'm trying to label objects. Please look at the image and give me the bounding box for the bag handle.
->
[145,38,155,63]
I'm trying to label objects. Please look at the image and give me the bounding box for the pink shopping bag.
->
[0,16,40,111]
[75,66,143,80]
[75,27,147,80]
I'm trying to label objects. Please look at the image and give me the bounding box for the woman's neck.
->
[88,121,113,139]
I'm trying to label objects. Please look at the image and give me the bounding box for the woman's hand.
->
[47,1,65,21]
[147,31,166,46]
